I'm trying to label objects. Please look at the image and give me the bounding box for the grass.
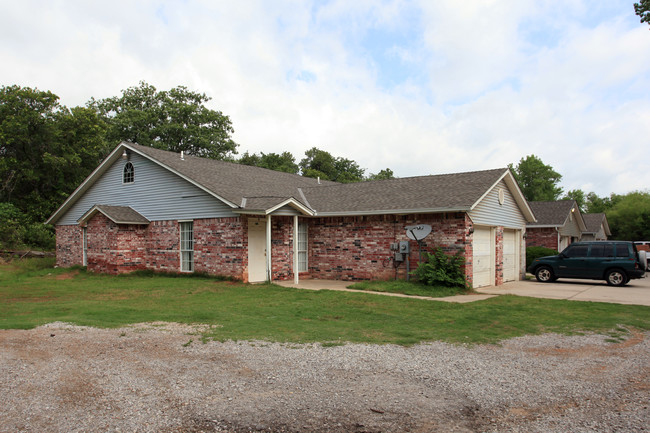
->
[1,258,649,346]
[347,279,468,297]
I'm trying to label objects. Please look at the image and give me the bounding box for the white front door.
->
[248,219,267,282]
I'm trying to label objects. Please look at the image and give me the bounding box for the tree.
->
[0,85,109,224]
[563,189,586,211]
[605,191,650,240]
[509,155,563,202]
[635,0,650,27]
[299,147,365,183]
[238,151,299,174]
[367,168,395,181]
[90,81,238,159]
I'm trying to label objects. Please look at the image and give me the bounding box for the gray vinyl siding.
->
[469,180,527,228]
[57,153,237,225]
[558,214,582,238]
[271,205,302,216]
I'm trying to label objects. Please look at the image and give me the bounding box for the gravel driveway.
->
[1,322,648,432]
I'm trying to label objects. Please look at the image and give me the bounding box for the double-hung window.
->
[180,221,194,272]
[297,222,308,272]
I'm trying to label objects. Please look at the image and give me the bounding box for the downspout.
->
[293,215,299,284]
[266,214,272,282]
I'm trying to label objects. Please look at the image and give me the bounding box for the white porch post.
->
[266,214,272,282]
[293,215,299,284]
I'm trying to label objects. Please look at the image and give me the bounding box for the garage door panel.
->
[473,228,492,288]
[503,230,517,282]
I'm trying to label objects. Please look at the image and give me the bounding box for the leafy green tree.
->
[0,85,108,224]
[367,168,395,181]
[509,155,563,202]
[563,189,586,212]
[238,151,299,174]
[603,191,650,240]
[299,147,365,183]
[90,81,238,159]
[635,0,650,26]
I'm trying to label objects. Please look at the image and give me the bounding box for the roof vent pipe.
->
[181,151,184,160]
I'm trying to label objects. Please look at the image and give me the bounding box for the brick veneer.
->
[56,212,492,286]
[55,225,83,268]
[306,213,473,284]
[526,227,558,250]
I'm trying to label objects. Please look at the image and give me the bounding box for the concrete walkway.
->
[276,276,650,306]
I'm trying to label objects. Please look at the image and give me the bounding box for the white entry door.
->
[248,219,267,282]
[473,227,494,288]
[503,229,518,282]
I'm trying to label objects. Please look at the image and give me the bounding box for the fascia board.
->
[265,198,315,216]
[527,224,561,228]
[313,206,471,217]
[123,142,238,209]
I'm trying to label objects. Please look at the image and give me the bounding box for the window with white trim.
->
[123,162,134,184]
[180,221,194,272]
[297,222,308,272]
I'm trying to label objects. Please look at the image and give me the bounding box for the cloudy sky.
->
[1,0,649,196]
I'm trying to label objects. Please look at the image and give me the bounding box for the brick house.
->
[526,200,586,251]
[47,142,536,288]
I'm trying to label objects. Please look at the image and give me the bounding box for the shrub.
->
[23,223,56,250]
[0,203,26,249]
[526,246,559,269]
[412,247,468,288]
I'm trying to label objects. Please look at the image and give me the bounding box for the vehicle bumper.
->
[628,270,646,280]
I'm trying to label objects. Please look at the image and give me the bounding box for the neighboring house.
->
[581,213,611,241]
[47,141,536,289]
[526,200,586,251]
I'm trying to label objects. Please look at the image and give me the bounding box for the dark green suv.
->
[527,241,646,286]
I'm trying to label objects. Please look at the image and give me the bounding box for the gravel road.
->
[1,322,648,432]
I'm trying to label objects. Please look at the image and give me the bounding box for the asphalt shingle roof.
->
[130,143,509,215]
[301,168,508,214]
[583,213,607,234]
[79,205,150,225]
[527,201,576,226]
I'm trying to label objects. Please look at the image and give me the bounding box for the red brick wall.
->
[55,225,83,268]
[306,213,472,283]
[194,217,245,279]
[526,227,558,250]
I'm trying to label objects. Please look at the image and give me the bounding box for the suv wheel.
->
[535,266,555,283]
[606,269,627,286]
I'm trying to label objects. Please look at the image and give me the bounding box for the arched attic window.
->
[123,162,134,184]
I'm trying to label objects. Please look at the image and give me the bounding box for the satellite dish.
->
[405,224,432,241]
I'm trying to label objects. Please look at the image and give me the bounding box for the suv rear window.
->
[589,244,614,257]
[615,243,630,257]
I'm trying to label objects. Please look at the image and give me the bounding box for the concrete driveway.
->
[476,275,650,307]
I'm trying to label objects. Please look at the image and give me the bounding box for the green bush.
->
[0,203,26,249]
[412,247,468,288]
[23,223,56,250]
[526,246,559,269]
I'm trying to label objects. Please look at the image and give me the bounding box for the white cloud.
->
[1,0,648,197]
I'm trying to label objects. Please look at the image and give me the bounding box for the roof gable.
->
[79,205,150,225]
[583,213,611,235]
[527,200,587,232]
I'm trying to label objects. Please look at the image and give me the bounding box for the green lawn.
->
[1,258,649,345]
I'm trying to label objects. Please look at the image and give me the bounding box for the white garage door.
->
[503,229,518,282]
[473,227,493,288]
